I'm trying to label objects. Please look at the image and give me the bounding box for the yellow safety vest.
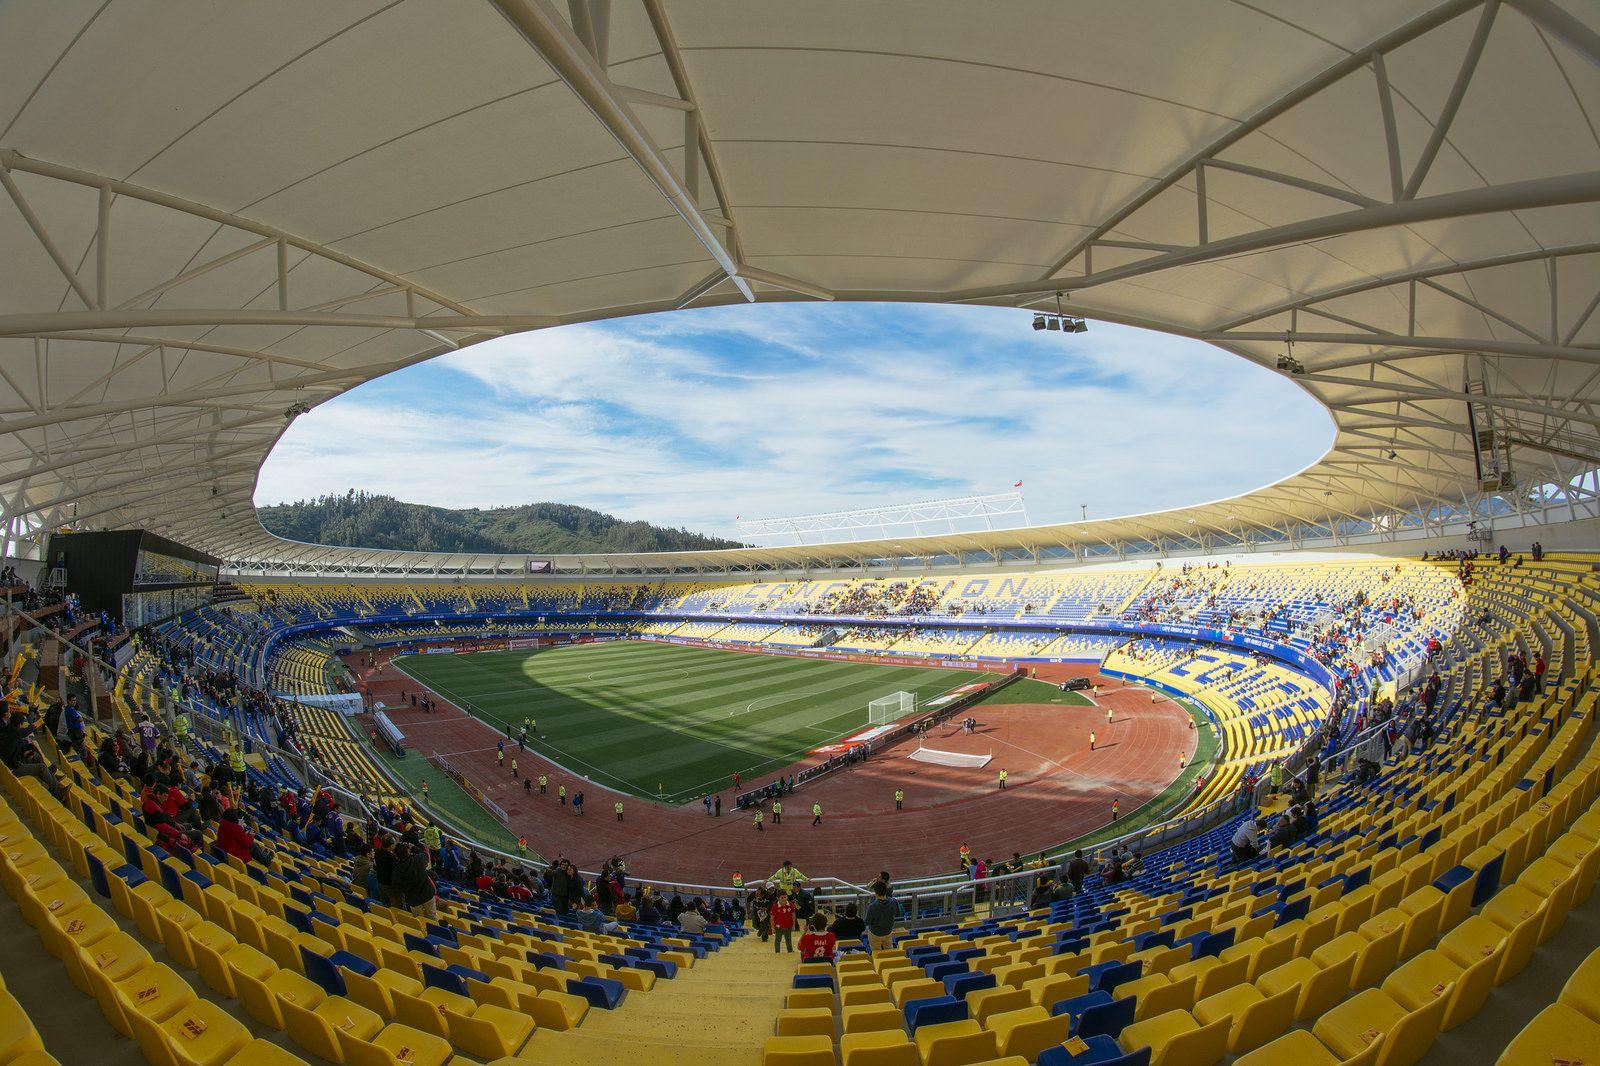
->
[772,801,781,814]
[732,873,744,888]
[812,804,821,815]
[228,749,245,772]
[614,803,623,814]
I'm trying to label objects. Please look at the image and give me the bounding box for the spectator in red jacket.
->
[798,913,837,962]
[217,808,257,864]
[770,892,797,953]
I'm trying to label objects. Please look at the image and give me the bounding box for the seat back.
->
[299,948,347,997]
[1166,1015,1230,1066]
[1443,952,1498,1031]
[1233,987,1297,1054]
[1298,954,1357,1021]
[1077,995,1136,1040]
[1377,992,1448,1066]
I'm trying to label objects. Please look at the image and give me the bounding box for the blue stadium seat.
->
[944,972,995,1000]
[1040,1035,1151,1065]
[904,995,967,1033]
[566,975,626,1010]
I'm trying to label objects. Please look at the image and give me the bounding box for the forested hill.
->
[257,492,747,555]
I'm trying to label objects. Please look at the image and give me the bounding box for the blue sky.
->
[254,303,1334,537]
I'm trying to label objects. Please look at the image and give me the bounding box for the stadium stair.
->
[542,933,795,1066]
[1103,568,1161,621]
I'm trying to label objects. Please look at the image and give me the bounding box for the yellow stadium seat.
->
[788,990,837,1012]
[445,1001,533,1059]
[335,1022,453,1066]
[984,1005,1070,1060]
[113,962,200,1028]
[1255,953,1356,1022]
[840,986,892,1009]
[64,926,151,991]
[1384,947,1497,1032]
[1172,955,1250,1002]
[914,1019,997,1066]
[841,1004,901,1034]
[1559,949,1600,1024]
[776,1007,834,1038]
[1230,1029,1352,1066]
[762,1034,835,1066]
[1117,1009,1229,1066]
[1311,987,1447,1066]
[222,1038,312,1066]
[0,992,45,1062]
[891,979,944,1008]
[282,997,382,1063]
[1192,984,1297,1054]
[839,1030,918,1066]
[1024,973,1089,1010]
[133,997,252,1066]
[968,987,1030,1026]
[1495,1002,1600,1066]
[1312,927,1401,992]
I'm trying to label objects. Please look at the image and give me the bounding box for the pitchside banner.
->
[293,692,364,716]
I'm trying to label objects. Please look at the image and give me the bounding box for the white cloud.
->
[254,304,1333,536]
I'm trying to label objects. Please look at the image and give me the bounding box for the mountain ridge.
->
[257,491,747,555]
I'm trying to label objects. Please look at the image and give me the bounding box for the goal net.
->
[909,747,992,768]
[867,691,915,726]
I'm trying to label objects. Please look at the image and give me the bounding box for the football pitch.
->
[391,639,995,803]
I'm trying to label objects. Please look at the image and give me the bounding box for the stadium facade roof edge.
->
[2,0,1597,576]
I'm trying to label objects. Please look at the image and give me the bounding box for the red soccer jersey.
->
[799,931,836,960]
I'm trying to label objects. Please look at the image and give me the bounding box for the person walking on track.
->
[1090,731,1097,751]
[998,768,1007,790]
[754,807,764,832]
[894,788,904,811]
[772,799,782,824]
[573,791,584,814]
[497,745,504,768]
[614,801,623,822]
[1107,707,1114,727]
[510,757,518,779]
[538,774,547,794]
[558,784,566,805]
[811,802,823,826]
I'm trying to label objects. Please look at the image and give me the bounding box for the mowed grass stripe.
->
[414,643,808,715]
[394,641,993,800]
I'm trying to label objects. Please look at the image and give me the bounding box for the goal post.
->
[867,690,915,726]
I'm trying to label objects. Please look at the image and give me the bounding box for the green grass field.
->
[392,640,996,803]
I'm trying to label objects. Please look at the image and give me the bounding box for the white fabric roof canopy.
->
[0,0,1597,575]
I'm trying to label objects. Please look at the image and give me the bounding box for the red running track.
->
[355,653,1196,886]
